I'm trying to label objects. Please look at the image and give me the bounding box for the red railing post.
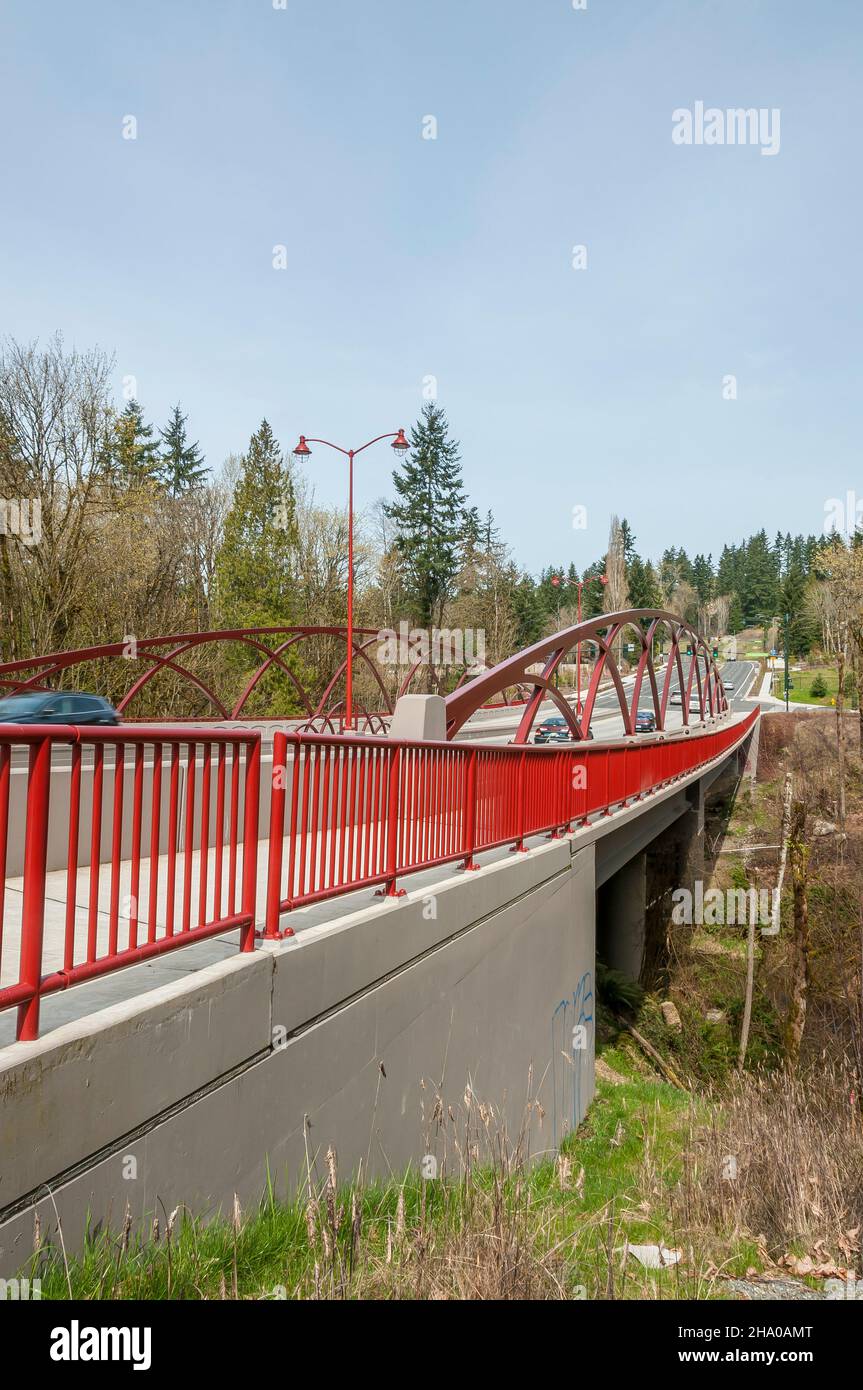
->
[384,744,406,895]
[17,734,52,1042]
[512,748,528,851]
[264,731,288,939]
[240,734,261,951]
[550,750,565,838]
[601,747,612,816]
[463,745,480,869]
[578,746,591,827]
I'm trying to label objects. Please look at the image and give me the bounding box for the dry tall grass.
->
[296,1088,577,1299]
[675,1059,863,1264]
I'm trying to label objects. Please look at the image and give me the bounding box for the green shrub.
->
[596,961,644,1013]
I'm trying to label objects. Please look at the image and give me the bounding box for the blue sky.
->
[1,0,860,574]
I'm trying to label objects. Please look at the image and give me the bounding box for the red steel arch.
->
[0,627,394,726]
[396,655,531,707]
[0,611,727,739]
[443,609,727,742]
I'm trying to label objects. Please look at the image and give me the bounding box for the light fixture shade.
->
[293,435,312,461]
[391,428,409,456]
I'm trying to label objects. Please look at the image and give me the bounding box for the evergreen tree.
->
[479,510,507,568]
[385,403,468,630]
[159,403,207,495]
[716,543,741,598]
[628,555,662,611]
[675,548,695,586]
[620,518,637,567]
[728,593,744,633]
[658,548,681,602]
[580,559,609,619]
[781,560,816,656]
[112,399,161,488]
[692,553,714,604]
[740,530,780,626]
[215,420,300,713]
[511,574,544,647]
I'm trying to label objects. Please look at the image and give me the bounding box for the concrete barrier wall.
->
[8,742,403,876]
[0,835,595,1275]
[6,747,272,877]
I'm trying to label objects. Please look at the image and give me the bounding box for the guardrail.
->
[0,724,261,1041]
[0,711,758,1041]
[264,710,759,934]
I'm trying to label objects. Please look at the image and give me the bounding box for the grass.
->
[25,1067,718,1301]
[675,1062,863,1272]
[36,1046,852,1302]
[783,666,858,708]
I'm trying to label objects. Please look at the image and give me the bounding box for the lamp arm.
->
[353,432,401,457]
[301,438,351,457]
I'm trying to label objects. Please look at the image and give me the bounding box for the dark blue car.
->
[534,716,571,744]
[0,691,120,725]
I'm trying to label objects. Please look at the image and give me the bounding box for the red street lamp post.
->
[550,575,564,688]
[293,428,409,732]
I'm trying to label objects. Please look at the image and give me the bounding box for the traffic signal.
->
[686,645,693,655]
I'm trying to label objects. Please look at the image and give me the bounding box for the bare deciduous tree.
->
[0,334,115,658]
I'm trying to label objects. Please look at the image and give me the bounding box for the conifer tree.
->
[214,420,305,713]
[385,402,468,630]
[511,574,544,647]
[620,518,638,567]
[628,555,662,611]
[112,399,161,488]
[159,403,207,495]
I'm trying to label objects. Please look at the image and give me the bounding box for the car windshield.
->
[0,694,48,715]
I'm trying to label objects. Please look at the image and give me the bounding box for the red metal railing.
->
[263,710,759,934]
[0,711,758,1041]
[0,724,261,1041]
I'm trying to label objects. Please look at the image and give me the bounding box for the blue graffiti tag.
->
[551,971,594,1147]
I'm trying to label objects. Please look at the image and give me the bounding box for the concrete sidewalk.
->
[0,832,526,1047]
